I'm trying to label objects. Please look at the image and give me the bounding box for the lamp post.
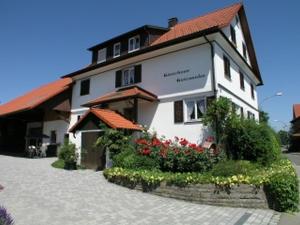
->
[259,92,283,107]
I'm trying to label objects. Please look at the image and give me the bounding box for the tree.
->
[259,110,269,123]
[203,97,232,144]
[277,130,289,146]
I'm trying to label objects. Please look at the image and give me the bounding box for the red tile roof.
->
[293,104,300,120]
[152,3,242,46]
[69,108,143,132]
[83,86,157,107]
[0,78,72,117]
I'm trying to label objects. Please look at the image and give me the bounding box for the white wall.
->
[70,44,214,146]
[222,14,250,65]
[43,120,69,145]
[213,42,259,119]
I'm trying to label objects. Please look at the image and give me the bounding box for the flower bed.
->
[104,159,299,212]
[135,134,221,172]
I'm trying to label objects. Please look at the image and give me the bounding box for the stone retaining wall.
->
[132,182,268,209]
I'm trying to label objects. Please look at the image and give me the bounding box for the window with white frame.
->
[128,35,140,52]
[185,98,206,122]
[97,48,106,63]
[122,67,135,86]
[113,42,121,58]
[247,111,255,120]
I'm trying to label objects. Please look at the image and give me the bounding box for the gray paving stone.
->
[0,155,279,225]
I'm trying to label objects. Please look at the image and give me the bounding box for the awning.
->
[69,108,143,133]
[82,86,157,107]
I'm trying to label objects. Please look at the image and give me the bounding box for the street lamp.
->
[260,92,283,107]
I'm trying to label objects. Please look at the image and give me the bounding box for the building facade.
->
[66,3,262,166]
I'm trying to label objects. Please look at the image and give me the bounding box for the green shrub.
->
[113,148,159,170]
[58,141,78,170]
[226,118,281,165]
[266,170,299,212]
[211,160,260,177]
[51,159,65,169]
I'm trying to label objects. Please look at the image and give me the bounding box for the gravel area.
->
[0,155,279,225]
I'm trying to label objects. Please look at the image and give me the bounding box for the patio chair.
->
[39,144,47,158]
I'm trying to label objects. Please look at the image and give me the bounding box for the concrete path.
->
[0,155,279,225]
[279,152,300,225]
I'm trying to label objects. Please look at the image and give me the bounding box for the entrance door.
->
[81,131,105,170]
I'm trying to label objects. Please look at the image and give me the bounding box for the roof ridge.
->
[173,2,242,28]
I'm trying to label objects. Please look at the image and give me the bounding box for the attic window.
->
[243,43,248,60]
[97,48,106,63]
[230,25,236,46]
[113,42,121,58]
[128,35,140,52]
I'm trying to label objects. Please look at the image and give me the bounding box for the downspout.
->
[204,35,219,143]
[204,35,217,97]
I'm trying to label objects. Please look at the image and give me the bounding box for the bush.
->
[0,206,14,225]
[104,159,299,212]
[51,159,65,169]
[135,133,221,173]
[95,125,133,158]
[58,141,78,170]
[113,148,159,170]
[226,118,281,165]
[211,160,260,177]
[266,172,299,212]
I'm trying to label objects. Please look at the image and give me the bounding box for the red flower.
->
[135,138,148,145]
[151,137,161,147]
[195,146,204,153]
[184,150,191,155]
[188,143,197,149]
[142,148,151,155]
[173,148,180,155]
[162,140,171,148]
[179,138,189,146]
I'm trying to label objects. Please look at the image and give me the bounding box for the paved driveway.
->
[0,155,279,225]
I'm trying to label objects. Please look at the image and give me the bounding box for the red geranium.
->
[179,138,189,146]
[142,148,151,155]
[151,137,161,147]
[135,138,148,145]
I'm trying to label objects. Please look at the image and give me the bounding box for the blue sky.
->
[0,0,299,131]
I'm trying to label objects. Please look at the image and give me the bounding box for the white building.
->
[0,3,262,169]
[66,3,262,169]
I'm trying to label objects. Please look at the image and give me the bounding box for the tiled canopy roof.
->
[69,108,142,132]
[82,86,157,107]
[293,104,300,120]
[152,3,242,46]
[0,78,72,117]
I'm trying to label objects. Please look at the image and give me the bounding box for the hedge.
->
[104,159,299,212]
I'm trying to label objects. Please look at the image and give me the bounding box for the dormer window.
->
[128,35,140,52]
[113,42,121,58]
[97,48,106,63]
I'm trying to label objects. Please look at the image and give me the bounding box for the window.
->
[247,111,255,120]
[115,65,141,88]
[250,84,255,99]
[235,15,239,25]
[230,25,236,46]
[223,55,231,79]
[128,35,140,52]
[239,71,245,90]
[50,130,57,144]
[97,48,106,63]
[113,42,121,58]
[232,102,243,118]
[80,79,90,96]
[242,43,247,59]
[185,98,206,122]
[174,100,183,123]
[122,67,135,86]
